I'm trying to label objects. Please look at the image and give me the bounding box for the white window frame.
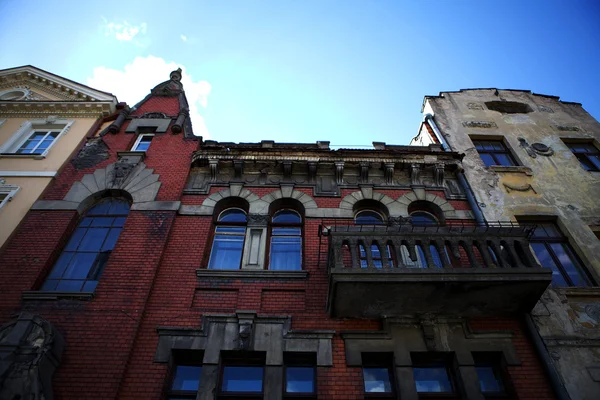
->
[131,134,154,151]
[0,178,21,211]
[0,118,74,159]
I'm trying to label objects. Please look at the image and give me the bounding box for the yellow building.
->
[0,65,118,248]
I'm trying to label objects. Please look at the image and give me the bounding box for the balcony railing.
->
[325,222,552,318]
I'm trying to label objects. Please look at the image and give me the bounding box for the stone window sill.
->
[559,287,600,298]
[488,165,533,176]
[0,153,46,160]
[22,291,95,301]
[196,269,308,280]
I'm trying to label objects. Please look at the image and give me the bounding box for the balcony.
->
[325,223,551,318]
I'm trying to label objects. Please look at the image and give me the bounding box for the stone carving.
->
[150,68,184,97]
[247,214,269,226]
[585,304,600,323]
[307,162,317,184]
[434,163,445,187]
[502,182,536,194]
[110,158,136,187]
[462,120,498,129]
[209,160,219,182]
[141,112,168,119]
[70,137,110,170]
[518,137,537,158]
[467,103,483,110]
[233,160,244,180]
[106,109,130,135]
[335,161,344,185]
[171,108,189,134]
[388,216,412,226]
[410,163,422,186]
[359,162,369,183]
[557,125,581,132]
[531,142,554,156]
[282,161,293,181]
[538,105,554,113]
[0,313,65,400]
[384,163,394,185]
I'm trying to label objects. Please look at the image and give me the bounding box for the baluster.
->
[363,238,375,269]
[516,239,540,268]
[392,239,406,268]
[448,240,461,261]
[348,238,360,268]
[488,240,506,268]
[404,239,418,263]
[379,242,391,269]
[475,241,494,268]
[434,239,452,269]
[504,240,526,269]
[332,237,345,269]
[461,241,482,268]
[420,241,436,269]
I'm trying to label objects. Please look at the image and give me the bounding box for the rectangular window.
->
[362,353,395,398]
[411,353,457,399]
[564,141,600,171]
[0,120,73,158]
[473,353,509,399]
[16,130,60,154]
[0,182,20,211]
[522,220,593,287]
[284,353,316,398]
[472,139,518,167]
[219,352,265,398]
[168,351,203,400]
[132,134,153,151]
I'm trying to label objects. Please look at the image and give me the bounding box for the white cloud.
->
[87,55,211,138]
[180,34,187,42]
[104,20,147,42]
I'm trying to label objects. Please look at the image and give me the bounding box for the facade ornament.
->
[335,161,344,185]
[531,143,554,156]
[556,125,581,132]
[107,108,130,135]
[518,137,537,158]
[110,158,136,187]
[384,163,394,185]
[307,161,317,183]
[359,162,369,183]
[502,182,536,194]
[171,108,189,134]
[282,161,293,181]
[410,163,422,186]
[233,160,244,180]
[462,120,498,129]
[434,163,445,187]
[247,214,269,226]
[388,216,411,226]
[208,159,219,182]
[0,313,65,400]
[538,105,554,113]
[467,103,484,110]
[236,311,256,350]
[141,112,168,119]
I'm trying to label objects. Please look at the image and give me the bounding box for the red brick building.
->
[0,70,556,399]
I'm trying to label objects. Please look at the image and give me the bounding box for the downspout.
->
[424,114,485,224]
[524,314,571,400]
[426,114,570,399]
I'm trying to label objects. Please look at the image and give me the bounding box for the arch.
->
[199,187,260,216]
[339,189,397,215]
[255,188,317,214]
[396,190,457,219]
[63,160,161,206]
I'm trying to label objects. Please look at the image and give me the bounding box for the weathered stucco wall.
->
[417,89,600,399]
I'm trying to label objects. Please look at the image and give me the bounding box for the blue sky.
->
[1,1,599,146]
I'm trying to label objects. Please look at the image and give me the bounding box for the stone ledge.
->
[131,201,180,211]
[22,291,95,301]
[31,200,81,211]
[489,165,533,176]
[560,287,600,298]
[196,269,308,280]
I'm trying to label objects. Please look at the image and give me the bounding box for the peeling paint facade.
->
[413,89,600,399]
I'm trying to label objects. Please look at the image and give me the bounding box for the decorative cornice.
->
[0,101,115,117]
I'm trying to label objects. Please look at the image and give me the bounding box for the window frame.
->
[355,210,386,225]
[218,353,265,399]
[411,353,459,399]
[522,219,594,287]
[472,352,514,400]
[268,209,303,271]
[207,208,248,270]
[361,353,396,399]
[167,364,203,399]
[0,179,20,212]
[40,197,130,293]
[471,138,519,167]
[0,119,74,159]
[563,140,600,172]
[283,352,317,399]
[131,133,154,152]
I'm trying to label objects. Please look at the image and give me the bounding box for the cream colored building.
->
[412,89,600,400]
[0,66,117,248]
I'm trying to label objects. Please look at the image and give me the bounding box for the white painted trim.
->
[131,133,154,151]
[0,180,21,211]
[0,119,74,157]
[0,170,57,177]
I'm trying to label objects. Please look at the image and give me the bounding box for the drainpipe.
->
[424,114,485,224]
[524,314,571,400]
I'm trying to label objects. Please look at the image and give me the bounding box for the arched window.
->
[41,198,130,292]
[410,211,439,226]
[208,208,247,270]
[269,209,302,270]
[355,210,385,225]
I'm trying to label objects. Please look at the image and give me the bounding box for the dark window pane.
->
[413,367,453,393]
[363,367,392,393]
[55,279,84,292]
[172,365,202,391]
[63,253,97,279]
[479,153,496,167]
[549,243,588,287]
[79,218,93,227]
[430,245,443,268]
[589,155,600,170]
[272,227,302,236]
[48,252,74,278]
[65,228,87,251]
[495,153,516,166]
[87,201,111,215]
[218,209,247,223]
[483,142,496,151]
[411,212,438,226]
[208,235,244,270]
[79,228,109,252]
[476,366,504,393]
[222,366,263,392]
[102,228,122,251]
[113,217,127,227]
[82,280,98,292]
[286,367,314,393]
[215,226,246,234]
[107,200,130,215]
[530,243,568,287]
[41,279,59,291]
[272,210,301,224]
[269,237,302,270]
[91,217,114,227]
[474,142,486,151]
[356,211,384,225]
